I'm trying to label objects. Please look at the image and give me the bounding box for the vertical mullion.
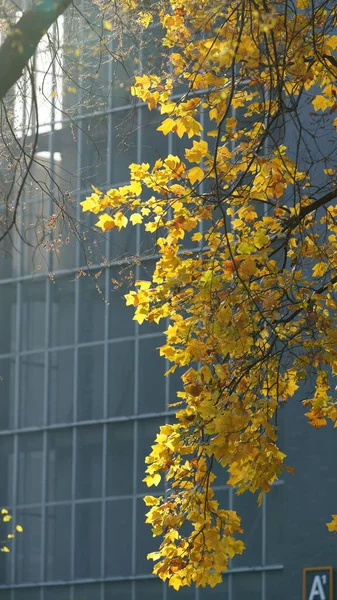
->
[131,48,143,600]
[261,494,267,600]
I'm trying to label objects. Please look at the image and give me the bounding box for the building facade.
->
[0,4,335,600]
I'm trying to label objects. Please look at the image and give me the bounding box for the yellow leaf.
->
[3,515,11,522]
[188,166,204,185]
[1,547,10,553]
[144,496,161,506]
[1,509,8,515]
[16,525,23,533]
[130,213,143,225]
[95,214,115,232]
[103,20,112,30]
[157,118,176,135]
[185,140,208,163]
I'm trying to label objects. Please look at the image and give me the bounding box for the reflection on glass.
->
[78,273,106,343]
[77,345,104,421]
[108,341,135,417]
[15,507,42,583]
[138,336,166,414]
[0,358,15,430]
[75,502,101,579]
[21,279,46,351]
[47,429,73,502]
[0,284,16,355]
[48,349,74,424]
[17,433,43,505]
[45,504,71,581]
[19,353,45,428]
[50,276,75,347]
[105,499,132,576]
[76,426,103,499]
[106,421,133,496]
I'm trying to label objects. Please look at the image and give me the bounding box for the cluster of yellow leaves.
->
[82,0,337,588]
[0,509,23,553]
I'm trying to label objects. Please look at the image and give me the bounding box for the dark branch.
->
[0,0,72,103]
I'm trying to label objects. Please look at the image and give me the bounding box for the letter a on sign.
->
[308,576,326,600]
[303,567,333,600]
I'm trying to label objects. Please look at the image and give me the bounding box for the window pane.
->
[137,418,164,493]
[106,421,134,497]
[52,124,79,193]
[107,341,135,417]
[105,499,132,576]
[232,492,262,568]
[75,502,101,579]
[136,497,158,575]
[199,580,229,599]
[76,426,103,499]
[18,433,43,505]
[0,435,14,505]
[44,586,70,600]
[231,572,262,600]
[19,353,45,428]
[265,571,284,600]
[45,504,71,580]
[80,116,108,189]
[138,336,166,414]
[0,358,15,430]
[167,585,195,600]
[141,107,168,166]
[0,591,12,600]
[77,345,104,421]
[108,267,135,339]
[104,582,132,600]
[47,429,73,502]
[266,484,284,565]
[50,277,75,347]
[136,580,163,600]
[78,273,106,344]
[15,507,42,583]
[21,201,49,276]
[109,111,137,185]
[0,284,16,355]
[74,584,101,600]
[48,349,74,424]
[21,280,46,351]
[14,589,41,600]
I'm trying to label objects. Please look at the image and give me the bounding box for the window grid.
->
[0,15,284,600]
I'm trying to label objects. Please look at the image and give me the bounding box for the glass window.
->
[265,571,284,600]
[14,589,41,600]
[45,504,71,581]
[106,421,134,497]
[0,591,12,600]
[47,429,73,502]
[138,336,166,414]
[108,267,135,339]
[0,358,15,430]
[52,124,79,193]
[77,345,104,421]
[137,418,164,493]
[15,507,42,583]
[44,586,70,600]
[104,581,132,600]
[105,499,132,576]
[167,585,195,600]
[21,279,46,351]
[50,276,75,347]
[0,435,14,506]
[199,580,229,599]
[0,524,11,584]
[76,426,103,499]
[78,272,106,344]
[136,497,158,575]
[0,283,16,355]
[80,116,108,189]
[73,583,101,600]
[141,106,168,166]
[17,433,43,505]
[48,349,74,424]
[136,580,164,600]
[21,201,50,276]
[107,340,135,417]
[231,572,262,600]
[19,353,45,428]
[232,492,262,568]
[108,111,137,186]
[266,484,284,565]
[75,502,101,580]
[79,210,109,268]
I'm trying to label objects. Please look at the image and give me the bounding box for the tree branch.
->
[0,0,73,103]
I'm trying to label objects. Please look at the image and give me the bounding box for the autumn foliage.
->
[82,0,337,589]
